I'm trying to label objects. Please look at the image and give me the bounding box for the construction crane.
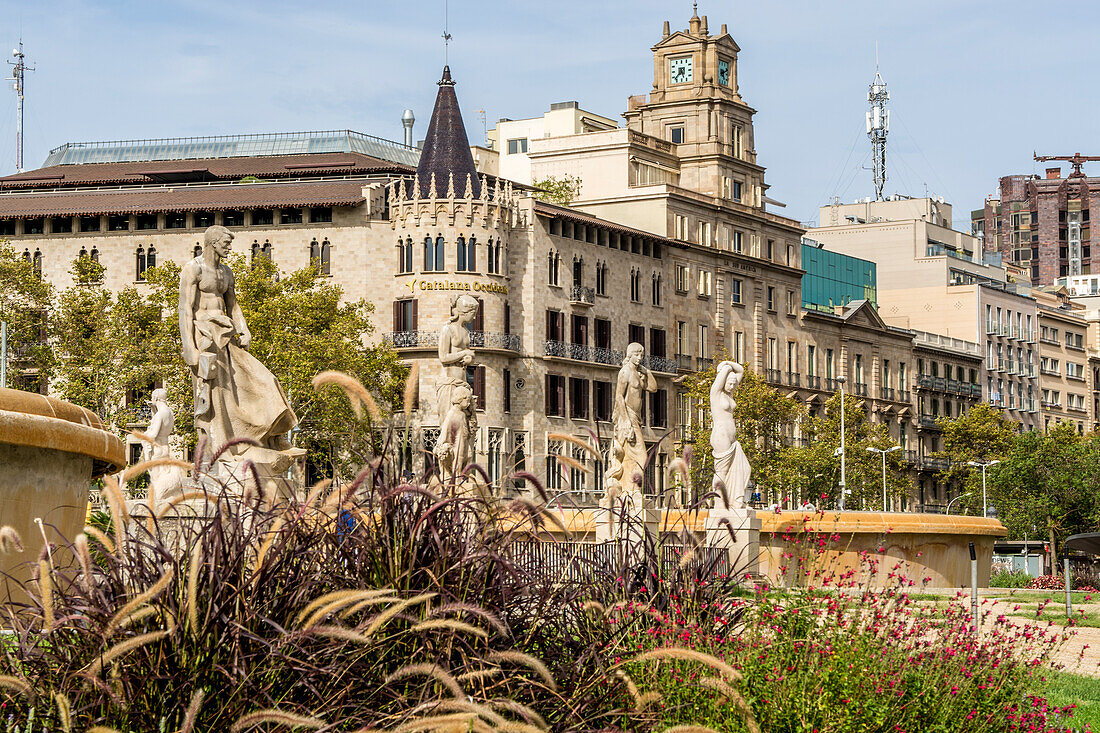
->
[1033,152,1100,179]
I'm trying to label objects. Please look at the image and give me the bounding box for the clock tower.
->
[623,8,764,207]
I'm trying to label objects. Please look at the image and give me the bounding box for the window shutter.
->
[545,375,553,414]
[504,303,511,334]
[474,298,484,332]
[503,369,511,413]
[392,301,400,333]
[475,366,486,410]
[557,377,565,417]
[545,310,553,341]
[411,299,418,331]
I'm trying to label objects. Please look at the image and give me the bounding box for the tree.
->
[0,242,53,389]
[532,175,582,206]
[988,425,1100,567]
[233,255,407,478]
[797,392,909,510]
[681,359,802,504]
[51,257,116,417]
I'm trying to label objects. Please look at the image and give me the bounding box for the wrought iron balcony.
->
[854,382,868,396]
[696,356,714,371]
[785,372,801,387]
[386,331,520,352]
[569,285,595,306]
[879,386,895,401]
[804,375,821,390]
[675,354,694,371]
[918,415,941,429]
[764,368,782,384]
[643,355,678,374]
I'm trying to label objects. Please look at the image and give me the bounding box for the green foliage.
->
[0,241,53,387]
[1045,673,1100,731]
[232,255,407,476]
[990,568,1032,588]
[987,424,1100,559]
[531,174,582,206]
[681,360,802,502]
[70,253,105,285]
[799,391,909,509]
[936,402,1018,497]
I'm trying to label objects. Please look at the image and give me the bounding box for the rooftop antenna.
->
[441,0,452,66]
[866,43,889,201]
[7,39,33,173]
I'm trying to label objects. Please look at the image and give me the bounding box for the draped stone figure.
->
[710,360,752,509]
[605,342,657,495]
[142,388,185,503]
[435,294,479,475]
[179,226,297,477]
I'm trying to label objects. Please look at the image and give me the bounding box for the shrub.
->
[992,568,1033,588]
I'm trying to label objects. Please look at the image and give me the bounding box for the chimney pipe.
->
[401,109,415,148]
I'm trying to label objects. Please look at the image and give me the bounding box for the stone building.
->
[0,11,957,510]
[1032,289,1090,432]
[973,166,1100,286]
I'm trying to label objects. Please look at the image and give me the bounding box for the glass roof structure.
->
[43,130,421,168]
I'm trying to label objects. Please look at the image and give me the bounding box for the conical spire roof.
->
[415,66,480,198]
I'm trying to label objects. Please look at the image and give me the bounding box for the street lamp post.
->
[867,446,902,511]
[967,460,1001,517]
[837,375,847,510]
[947,492,972,515]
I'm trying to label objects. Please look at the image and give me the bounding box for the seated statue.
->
[179,226,297,476]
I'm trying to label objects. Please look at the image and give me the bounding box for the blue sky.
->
[1,0,1098,226]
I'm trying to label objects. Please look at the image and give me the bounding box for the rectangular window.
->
[676,264,690,293]
[473,366,486,410]
[595,318,611,350]
[595,381,612,422]
[677,321,689,356]
[309,207,333,223]
[165,212,187,229]
[506,138,528,154]
[50,217,72,234]
[807,344,816,376]
[571,314,589,346]
[732,180,742,202]
[674,215,688,240]
[629,323,646,346]
[669,126,685,144]
[650,389,668,428]
[279,208,302,225]
[767,286,775,311]
[251,209,273,226]
[545,310,564,342]
[545,374,565,416]
[730,278,742,304]
[733,331,745,363]
[697,270,712,297]
[569,378,590,419]
[392,299,418,333]
[79,215,101,232]
[698,221,711,246]
[22,218,44,234]
[108,215,129,231]
[650,328,667,359]
[697,325,710,358]
[732,124,743,158]
[733,231,743,253]
[193,211,215,228]
[135,214,157,231]
[786,289,795,316]
[767,338,778,370]
[223,210,244,227]
[503,368,511,413]
[826,348,835,379]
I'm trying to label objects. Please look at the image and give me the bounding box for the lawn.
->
[1046,673,1100,731]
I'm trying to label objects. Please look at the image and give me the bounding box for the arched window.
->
[423,235,434,270]
[629,268,640,302]
[21,249,30,262]
[252,240,261,261]
[547,249,559,285]
[260,240,272,260]
[32,249,42,278]
[147,245,157,270]
[135,247,147,281]
[403,237,413,273]
[652,272,661,306]
[90,247,100,263]
[434,236,445,271]
[310,238,320,267]
[79,246,88,259]
[457,236,467,271]
[486,238,496,274]
[572,256,584,288]
[193,244,201,258]
[493,239,502,274]
[320,239,331,275]
[467,235,477,272]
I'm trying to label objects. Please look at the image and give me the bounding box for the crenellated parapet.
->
[387,172,525,231]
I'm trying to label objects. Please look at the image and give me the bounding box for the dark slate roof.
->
[415,67,480,198]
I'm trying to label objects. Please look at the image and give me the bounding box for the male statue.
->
[179,226,297,474]
[710,360,752,509]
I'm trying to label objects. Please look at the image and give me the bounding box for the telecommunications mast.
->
[7,40,34,173]
[866,63,889,201]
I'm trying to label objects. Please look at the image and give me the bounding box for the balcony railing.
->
[804,375,821,390]
[897,389,912,403]
[879,386,895,401]
[903,449,919,463]
[921,456,950,471]
[854,382,868,396]
[918,415,941,429]
[543,340,674,371]
[696,357,714,371]
[785,371,801,387]
[675,354,693,371]
[1039,366,1060,377]
[385,330,521,352]
[764,368,782,384]
[569,285,595,306]
[824,377,839,391]
[644,355,678,374]
[1039,334,1059,345]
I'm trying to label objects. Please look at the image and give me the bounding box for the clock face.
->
[718,59,730,86]
[670,56,693,84]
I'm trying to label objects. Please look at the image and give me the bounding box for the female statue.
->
[710,360,751,508]
[606,342,657,492]
[437,293,479,421]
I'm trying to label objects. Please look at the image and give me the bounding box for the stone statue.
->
[710,360,752,509]
[179,226,297,476]
[434,381,477,477]
[141,388,185,503]
[437,293,479,422]
[605,342,657,494]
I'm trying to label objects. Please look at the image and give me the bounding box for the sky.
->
[0,0,1099,227]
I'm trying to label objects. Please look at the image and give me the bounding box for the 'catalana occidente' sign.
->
[404,278,508,294]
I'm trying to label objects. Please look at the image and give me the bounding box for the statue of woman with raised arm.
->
[178,226,297,456]
[605,342,657,493]
[710,360,751,509]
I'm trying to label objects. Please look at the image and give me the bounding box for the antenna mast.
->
[7,39,33,173]
[866,57,889,201]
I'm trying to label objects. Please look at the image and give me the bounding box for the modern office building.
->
[800,238,877,313]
